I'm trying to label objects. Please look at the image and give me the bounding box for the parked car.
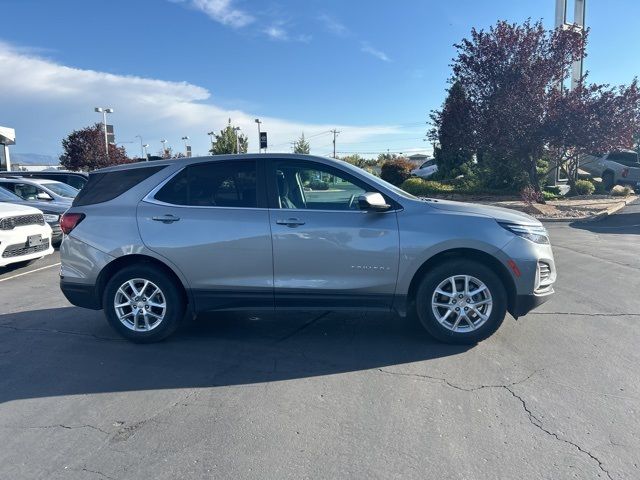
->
[411,159,439,179]
[579,150,640,191]
[0,178,78,205]
[0,187,65,246]
[0,170,88,190]
[59,154,556,344]
[0,203,54,268]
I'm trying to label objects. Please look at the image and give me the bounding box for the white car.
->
[411,159,438,179]
[0,203,54,268]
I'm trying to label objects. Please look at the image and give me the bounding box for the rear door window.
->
[154,161,258,208]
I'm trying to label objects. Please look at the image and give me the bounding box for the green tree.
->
[209,119,249,155]
[292,133,310,154]
[59,123,131,171]
[376,153,399,165]
[429,81,474,178]
[341,154,369,168]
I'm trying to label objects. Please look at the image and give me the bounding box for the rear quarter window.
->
[73,166,166,206]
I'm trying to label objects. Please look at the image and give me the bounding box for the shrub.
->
[542,191,558,201]
[592,179,607,195]
[400,178,455,196]
[380,158,414,186]
[573,179,595,196]
[611,185,634,197]
[543,185,561,196]
[308,180,329,190]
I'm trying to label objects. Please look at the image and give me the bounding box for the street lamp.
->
[207,131,215,153]
[135,135,144,159]
[160,139,168,156]
[94,107,114,155]
[254,119,262,153]
[181,136,190,157]
[233,127,241,154]
[142,144,149,160]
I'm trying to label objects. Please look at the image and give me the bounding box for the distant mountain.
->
[10,152,59,166]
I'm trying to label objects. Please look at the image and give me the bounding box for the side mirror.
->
[358,192,391,212]
[36,192,53,201]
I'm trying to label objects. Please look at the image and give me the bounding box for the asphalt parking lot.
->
[1,201,639,480]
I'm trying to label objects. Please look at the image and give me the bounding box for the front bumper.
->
[511,289,554,318]
[0,223,54,267]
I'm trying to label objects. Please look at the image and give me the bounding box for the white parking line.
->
[0,262,61,283]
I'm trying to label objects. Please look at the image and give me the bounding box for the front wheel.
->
[415,260,507,344]
[103,264,185,343]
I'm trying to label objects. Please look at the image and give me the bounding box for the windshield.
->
[43,181,79,198]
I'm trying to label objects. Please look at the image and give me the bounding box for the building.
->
[0,126,15,172]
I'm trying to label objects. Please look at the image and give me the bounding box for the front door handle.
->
[276,218,306,227]
[152,214,180,224]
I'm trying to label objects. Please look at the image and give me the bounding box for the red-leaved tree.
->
[451,20,586,191]
[60,123,132,171]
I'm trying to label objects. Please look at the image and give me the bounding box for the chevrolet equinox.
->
[59,154,556,344]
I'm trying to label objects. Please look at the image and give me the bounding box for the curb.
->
[538,196,636,223]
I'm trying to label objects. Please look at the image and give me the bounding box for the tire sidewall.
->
[415,260,507,344]
[103,264,184,343]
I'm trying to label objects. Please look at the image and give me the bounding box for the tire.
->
[415,259,507,344]
[103,264,185,343]
[602,171,615,191]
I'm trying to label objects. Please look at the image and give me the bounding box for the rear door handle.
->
[276,218,306,227]
[152,214,180,224]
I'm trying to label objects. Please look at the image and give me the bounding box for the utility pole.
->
[331,129,340,158]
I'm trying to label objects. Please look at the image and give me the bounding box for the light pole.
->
[160,139,167,156]
[94,107,114,155]
[207,131,216,153]
[254,119,262,153]
[135,135,144,159]
[233,127,241,154]
[181,136,190,157]
[142,144,149,160]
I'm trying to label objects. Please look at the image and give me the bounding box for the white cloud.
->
[0,42,401,158]
[264,25,288,41]
[318,14,349,37]
[361,42,391,62]
[177,0,254,28]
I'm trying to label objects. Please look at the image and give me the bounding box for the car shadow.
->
[0,307,469,404]
[570,211,640,235]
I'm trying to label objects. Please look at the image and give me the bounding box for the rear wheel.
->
[103,264,185,343]
[415,260,507,344]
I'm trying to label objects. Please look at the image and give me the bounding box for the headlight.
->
[499,222,549,244]
[43,214,60,223]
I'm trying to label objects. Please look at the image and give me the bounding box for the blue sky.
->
[1,0,639,159]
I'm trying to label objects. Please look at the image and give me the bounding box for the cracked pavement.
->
[0,200,639,479]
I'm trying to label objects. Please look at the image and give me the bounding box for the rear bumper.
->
[511,289,553,318]
[60,279,101,310]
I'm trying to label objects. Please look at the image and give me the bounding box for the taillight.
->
[622,168,629,178]
[60,212,85,235]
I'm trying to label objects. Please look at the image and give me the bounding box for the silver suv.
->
[59,154,556,344]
